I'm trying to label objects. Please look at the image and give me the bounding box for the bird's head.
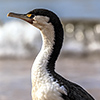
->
[7,9,60,30]
[7,9,64,64]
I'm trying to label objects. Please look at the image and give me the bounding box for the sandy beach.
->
[0,56,100,100]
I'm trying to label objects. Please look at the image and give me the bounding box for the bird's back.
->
[52,72,95,100]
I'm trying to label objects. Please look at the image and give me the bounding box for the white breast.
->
[31,70,67,100]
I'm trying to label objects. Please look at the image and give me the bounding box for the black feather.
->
[61,93,70,100]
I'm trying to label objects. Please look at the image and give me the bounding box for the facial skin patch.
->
[27,14,32,17]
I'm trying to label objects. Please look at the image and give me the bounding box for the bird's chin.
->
[24,19,34,24]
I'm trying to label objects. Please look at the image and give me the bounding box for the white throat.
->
[31,22,55,83]
[32,22,55,72]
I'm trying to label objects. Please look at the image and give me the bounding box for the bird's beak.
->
[7,12,34,24]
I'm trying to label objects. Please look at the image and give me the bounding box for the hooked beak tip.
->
[7,12,19,18]
[7,12,16,17]
[7,13,11,17]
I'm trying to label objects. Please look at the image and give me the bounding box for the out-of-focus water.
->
[0,57,100,100]
[1,21,100,58]
[0,0,100,58]
[0,21,42,58]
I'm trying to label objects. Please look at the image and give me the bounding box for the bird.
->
[7,9,95,100]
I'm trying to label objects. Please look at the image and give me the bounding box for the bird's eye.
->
[26,14,34,18]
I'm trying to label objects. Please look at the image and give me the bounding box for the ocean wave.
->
[1,20,100,58]
[0,21,41,58]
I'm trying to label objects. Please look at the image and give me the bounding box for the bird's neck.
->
[32,22,63,75]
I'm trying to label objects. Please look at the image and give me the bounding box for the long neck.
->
[46,22,64,72]
[32,22,63,73]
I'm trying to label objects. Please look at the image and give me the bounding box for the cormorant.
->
[7,9,95,100]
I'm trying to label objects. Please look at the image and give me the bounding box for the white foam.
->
[0,21,41,58]
[1,20,99,58]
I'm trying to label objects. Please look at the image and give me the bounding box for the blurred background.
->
[0,0,100,100]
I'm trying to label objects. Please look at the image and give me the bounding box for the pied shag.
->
[7,9,95,100]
